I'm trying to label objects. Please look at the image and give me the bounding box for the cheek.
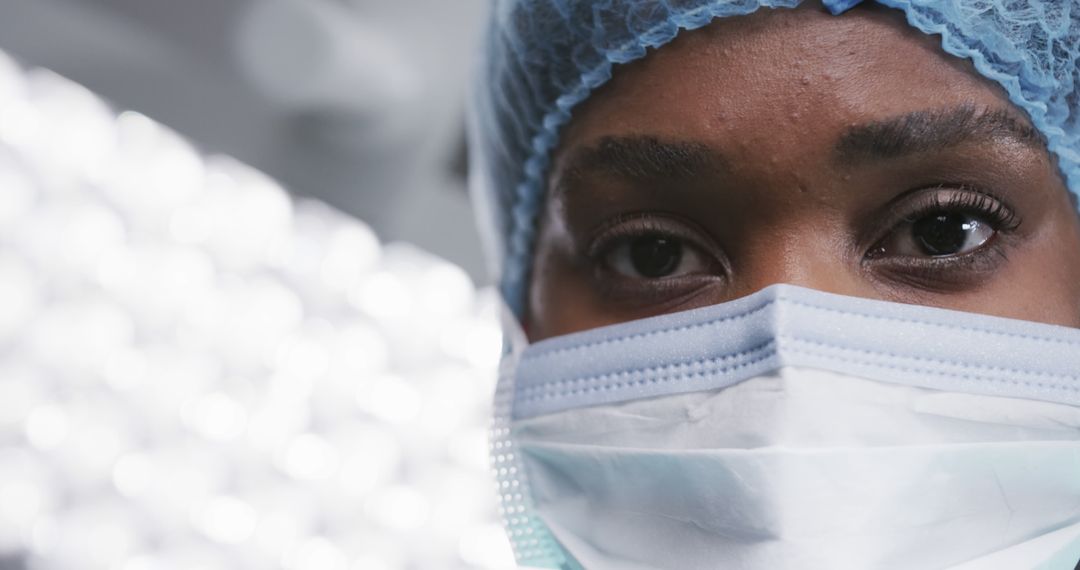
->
[1029,206,1080,327]
[1043,212,1080,327]
[526,208,625,340]
[527,248,618,340]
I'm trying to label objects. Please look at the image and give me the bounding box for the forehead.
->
[556,4,1014,159]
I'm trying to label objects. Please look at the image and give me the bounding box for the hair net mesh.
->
[468,0,1080,317]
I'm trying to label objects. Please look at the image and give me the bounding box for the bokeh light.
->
[0,50,511,570]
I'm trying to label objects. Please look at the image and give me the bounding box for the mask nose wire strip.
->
[512,286,1080,420]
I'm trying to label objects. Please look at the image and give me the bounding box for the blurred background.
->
[0,1,514,569]
[0,0,489,278]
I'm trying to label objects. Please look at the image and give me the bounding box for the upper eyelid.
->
[877,186,1018,230]
[904,190,1018,227]
[586,215,717,258]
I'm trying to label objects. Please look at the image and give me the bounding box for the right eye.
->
[883,211,996,258]
[604,233,709,279]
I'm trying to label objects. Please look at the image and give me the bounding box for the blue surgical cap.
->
[467,0,1080,315]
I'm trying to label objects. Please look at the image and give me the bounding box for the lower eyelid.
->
[864,241,1010,290]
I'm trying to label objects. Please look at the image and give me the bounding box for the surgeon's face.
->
[526,2,1080,340]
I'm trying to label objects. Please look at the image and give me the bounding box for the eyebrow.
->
[558,136,722,188]
[834,105,1046,165]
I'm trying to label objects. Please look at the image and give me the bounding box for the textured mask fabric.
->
[466,0,1080,314]
[516,371,1080,569]
[492,286,1080,568]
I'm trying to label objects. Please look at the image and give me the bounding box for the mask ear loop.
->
[499,294,530,359]
[492,294,585,570]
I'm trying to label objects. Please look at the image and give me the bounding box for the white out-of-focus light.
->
[237,277,305,345]
[25,405,69,450]
[0,153,35,232]
[99,244,216,330]
[319,222,380,291]
[0,49,23,103]
[136,450,229,522]
[105,111,205,223]
[418,262,475,318]
[349,554,393,570]
[24,69,117,181]
[29,516,58,556]
[0,253,38,344]
[349,271,411,320]
[278,433,339,481]
[0,48,511,570]
[38,503,141,569]
[195,495,259,545]
[459,524,518,570]
[364,485,429,532]
[0,97,36,149]
[201,156,293,269]
[448,428,493,473]
[57,409,134,483]
[135,348,223,417]
[143,543,228,570]
[52,201,127,275]
[102,347,148,392]
[0,476,47,529]
[168,202,214,245]
[0,450,52,551]
[335,426,400,499]
[120,554,170,570]
[30,300,134,378]
[356,375,422,425]
[440,316,504,370]
[246,390,312,451]
[0,370,45,429]
[284,536,349,570]
[113,453,156,499]
[275,333,331,381]
[184,392,249,442]
[331,323,388,376]
[252,512,303,560]
[187,277,303,369]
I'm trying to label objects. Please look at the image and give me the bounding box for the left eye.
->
[604,234,709,279]
[878,212,995,258]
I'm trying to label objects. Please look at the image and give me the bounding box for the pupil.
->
[912,213,969,256]
[630,235,682,277]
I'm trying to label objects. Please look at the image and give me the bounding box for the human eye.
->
[588,214,724,301]
[864,187,1022,286]
[605,232,706,278]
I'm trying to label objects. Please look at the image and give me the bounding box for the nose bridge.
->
[736,222,865,297]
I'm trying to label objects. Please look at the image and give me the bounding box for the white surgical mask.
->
[492,285,1080,570]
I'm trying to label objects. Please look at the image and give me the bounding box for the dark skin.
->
[526,2,1080,341]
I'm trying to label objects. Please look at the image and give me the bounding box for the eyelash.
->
[901,188,1020,233]
[588,214,686,258]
